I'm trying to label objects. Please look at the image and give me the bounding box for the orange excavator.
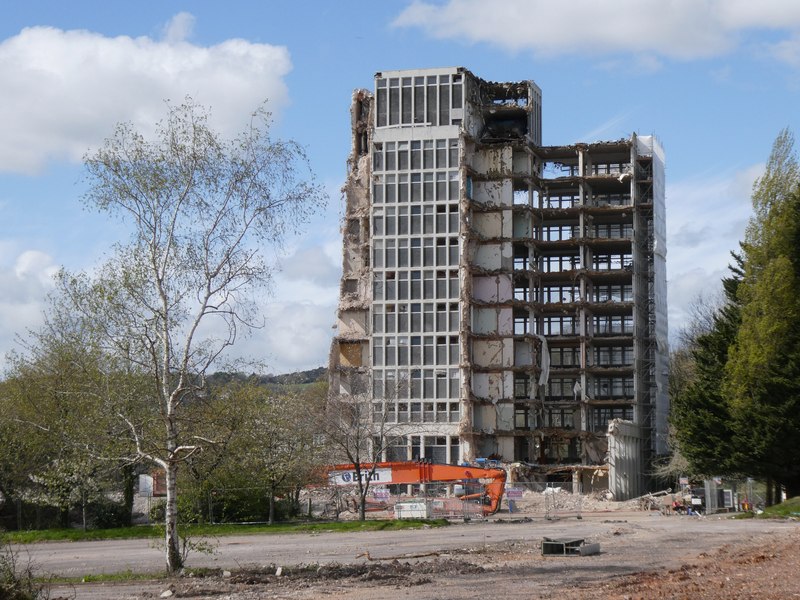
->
[326,460,507,516]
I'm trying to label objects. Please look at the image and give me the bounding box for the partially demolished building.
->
[329,67,668,499]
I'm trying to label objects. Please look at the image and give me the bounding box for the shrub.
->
[87,499,130,529]
[0,543,45,600]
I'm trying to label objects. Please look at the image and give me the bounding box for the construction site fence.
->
[505,481,584,520]
[306,480,592,521]
[313,483,488,521]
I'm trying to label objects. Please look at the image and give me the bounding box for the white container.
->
[394,500,432,519]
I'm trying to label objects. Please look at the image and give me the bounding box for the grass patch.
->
[758,496,800,518]
[2,518,448,544]
[2,526,161,544]
[43,569,165,585]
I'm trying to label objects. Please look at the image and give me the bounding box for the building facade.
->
[329,67,668,499]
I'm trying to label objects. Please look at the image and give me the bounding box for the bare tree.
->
[321,384,415,521]
[58,99,325,572]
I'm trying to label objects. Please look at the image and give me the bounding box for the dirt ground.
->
[47,515,800,600]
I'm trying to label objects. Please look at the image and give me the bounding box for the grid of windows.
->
[551,346,581,367]
[373,139,459,172]
[373,205,459,237]
[540,254,580,272]
[593,223,633,239]
[543,408,575,429]
[543,193,579,208]
[593,346,633,367]
[593,284,632,302]
[372,172,461,204]
[540,315,578,336]
[593,377,634,399]
[373,302,459,335]
[372,172,460,204]
[591,407,634,431]
[373,335,459,367]
[543,438,581,462]
[374,400,461,423]
[540,224,579,241]
[373,271,459,302]
[383,435,460,463]
[372,85,462,424]
[548,377,579,400]
[372,370,461,403]
[375,74,463,128]
[592,193,630,206]
[373,238,459,268]
[539,285,578,303]
[592,253,632,270]
[594,315,634,335]
[589,162,627,175]
[514,403,535,429]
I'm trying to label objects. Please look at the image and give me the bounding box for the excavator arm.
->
[327,461,507,516]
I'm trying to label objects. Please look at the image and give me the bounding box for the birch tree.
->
[59,99,325,571]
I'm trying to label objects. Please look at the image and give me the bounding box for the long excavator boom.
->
[327,461,507,516]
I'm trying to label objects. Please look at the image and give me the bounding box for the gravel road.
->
[16,512,798,599]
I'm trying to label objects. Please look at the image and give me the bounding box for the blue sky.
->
[2,0,800,373]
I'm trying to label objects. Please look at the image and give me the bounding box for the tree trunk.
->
[81,491,87,532]
[165,462,182,573]
[268,489,275,525]
[122,463,135,527]
[358,481,367,522]
[766,478,775,507]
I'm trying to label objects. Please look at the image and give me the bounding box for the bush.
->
[210,490,294,524]
[148,499,166,523]
[87,499,130,529]
[0,543,45,600]
[148,494,205,525]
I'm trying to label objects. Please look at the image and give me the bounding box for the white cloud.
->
[769,34,800,67]
[258,301,337,373]
[393,0,800,61]
[162,12,195,43]
[667,266,727,342]
[666,163,760,342]
[280,245,341,288]
[0,250,58,362]
[0,16,292,174]
[188,240,341,374]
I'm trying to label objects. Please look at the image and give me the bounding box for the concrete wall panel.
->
[468,146,510,175]
[338,310,368,336]
[497,437,514,460]
[473,275,513,302]
[472,339,505,368]
[496,403,514,430]
[473,307,498,334]
[474,404,497,431]
[473,180,512,206]
[475,244,502,270]
[513,213,532,238]
[514,340,533,366]
[498,307,513,335]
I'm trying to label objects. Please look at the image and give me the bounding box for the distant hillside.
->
[207,367,327,389]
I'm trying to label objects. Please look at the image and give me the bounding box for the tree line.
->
[671,130,800,500]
